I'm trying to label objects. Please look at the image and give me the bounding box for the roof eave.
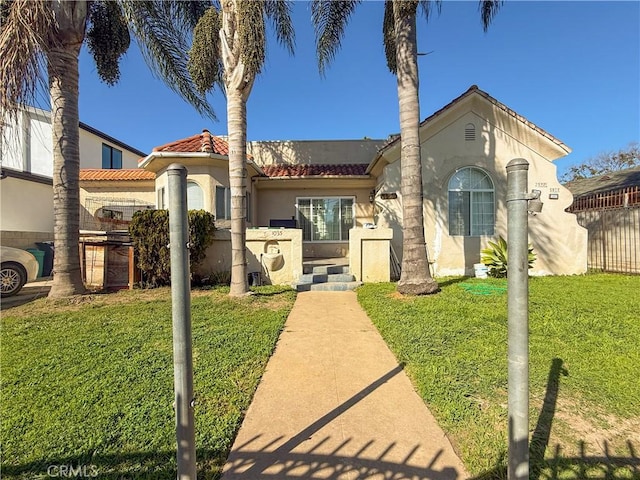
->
[139,151,228,169]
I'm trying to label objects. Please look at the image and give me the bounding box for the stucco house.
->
[78,85,587,283]
[1,106,147,248]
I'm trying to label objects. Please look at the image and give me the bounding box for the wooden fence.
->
[569,187,640,274]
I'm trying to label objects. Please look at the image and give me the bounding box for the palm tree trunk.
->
[227,88,249,296]
[47,1,87,298]
[221,1,253,297]
[394,5,438,295]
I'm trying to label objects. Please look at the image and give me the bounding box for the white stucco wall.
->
[2,107,144,176]
[79,129,141,170]
[0,176,53,233]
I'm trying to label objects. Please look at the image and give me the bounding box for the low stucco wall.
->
[246,228,303,285]
[196,228,303,285]
[349,227,393,282]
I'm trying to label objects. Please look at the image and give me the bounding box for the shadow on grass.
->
[436,277,471,288]
[469,358,640,480]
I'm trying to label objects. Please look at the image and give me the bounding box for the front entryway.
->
[295,257,361,292]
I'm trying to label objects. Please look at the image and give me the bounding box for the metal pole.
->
[168,164,196,480]
[506,158,530,480]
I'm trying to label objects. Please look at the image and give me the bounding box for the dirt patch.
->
[531,394,640,459]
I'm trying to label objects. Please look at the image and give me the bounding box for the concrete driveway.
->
[1,277,52,310]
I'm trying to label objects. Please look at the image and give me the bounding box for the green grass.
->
[1,285,296,480]
[357,274,640,479]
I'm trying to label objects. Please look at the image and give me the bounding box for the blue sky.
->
[74,1,639,177]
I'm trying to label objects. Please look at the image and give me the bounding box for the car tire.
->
[1,262,27,297]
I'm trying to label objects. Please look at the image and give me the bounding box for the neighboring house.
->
[565,166,640,274]
[78,85,588,281]
[0,106,147,248]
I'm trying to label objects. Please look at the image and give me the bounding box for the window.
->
[297,197,354,242]
[187,181,204,210]
[215,186,251,222]
[102,144,122,169]
[246,191,251,223]
[448,167,494,236]
[215,186,231,220]
[157,187,166,209]
[100,208,123,220]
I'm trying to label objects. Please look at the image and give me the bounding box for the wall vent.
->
[465,123,476,141]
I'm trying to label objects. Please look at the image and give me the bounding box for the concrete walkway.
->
[222,291,469,480]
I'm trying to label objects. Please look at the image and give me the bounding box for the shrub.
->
[129,209,216,287]
[481,236,536,278]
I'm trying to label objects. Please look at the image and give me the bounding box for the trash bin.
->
[35,241,54,276]
[26,248,44,278]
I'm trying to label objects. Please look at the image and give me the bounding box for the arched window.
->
[464,123,476,141]
[448,167,494,236]
[187,181,204,210]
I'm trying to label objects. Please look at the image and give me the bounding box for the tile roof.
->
[261,163,369,178]
[152,129,230,155]
[80,169,155,181]
[377,85,570,155]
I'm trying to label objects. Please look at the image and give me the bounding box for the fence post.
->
[506,158,531,480]
[168,164,196,480]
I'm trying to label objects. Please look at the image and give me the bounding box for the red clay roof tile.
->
[152,129,230,155]
[80,169,155,181]
[261,164,368,178]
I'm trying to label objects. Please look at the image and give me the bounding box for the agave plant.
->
[481,236,536,278]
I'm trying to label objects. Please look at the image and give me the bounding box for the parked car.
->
[1,246,39,297]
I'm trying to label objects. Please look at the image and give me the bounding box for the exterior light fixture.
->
[369,189,376,203]
[528,189,543,214]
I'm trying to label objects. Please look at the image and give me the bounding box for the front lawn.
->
[357,274,640,480]
[1,286,296,480]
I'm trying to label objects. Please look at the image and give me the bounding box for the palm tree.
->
[0,0,213,298]
[188,1,294,297]
[313,0,502,295]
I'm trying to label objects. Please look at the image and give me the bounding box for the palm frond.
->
[382,0,396,74]
[311,0,361,75]
[188,6,223,94]
[237,0,266,78]
[264,0,295,55]
[167,0,212,31]
[417,0,441,21]
[0,0,52,121]
[87,1,130,86]
[120,0,216,119]
[479,0,503,31]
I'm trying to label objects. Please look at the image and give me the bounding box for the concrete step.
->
[303,264,351,275]
[295,281,363,292]
[298,273,355,284]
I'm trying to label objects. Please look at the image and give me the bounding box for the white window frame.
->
[296,196,355,243]
[448,167,495,236]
